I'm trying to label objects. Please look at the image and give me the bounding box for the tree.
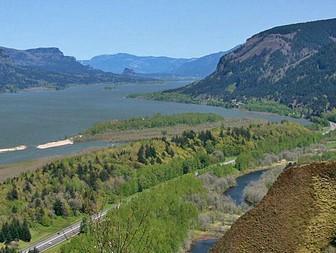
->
[53,199,68,217]
[137,145,147,164]
[7,187,18,201]
[20,220,31,242]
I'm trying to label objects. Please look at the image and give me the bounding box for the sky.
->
[1,0,336,60]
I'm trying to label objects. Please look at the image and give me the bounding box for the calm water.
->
[191,169,268,253]
[225,169,269,205]
[0,80,307,164]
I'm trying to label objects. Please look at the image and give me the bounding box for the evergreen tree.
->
[20,220,31,242]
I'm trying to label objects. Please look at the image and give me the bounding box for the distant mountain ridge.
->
[0,46,147,92]
[171,18,336,115]
[80,46,239,78]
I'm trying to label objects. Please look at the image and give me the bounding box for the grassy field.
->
[326,140,336,150]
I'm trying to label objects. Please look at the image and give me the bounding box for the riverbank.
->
[188,160,289,252]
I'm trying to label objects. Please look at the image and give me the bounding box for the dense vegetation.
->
[0,121,319,252]
[62,175,204,252]
[162,18,336,116]
[242,99,296,117]
[82,113,223,136]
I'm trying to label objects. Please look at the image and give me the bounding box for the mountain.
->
[172,18,336,115]
[80,47,238,78]
[174,48,239,77]
[0,47,147,92]
[80,53,191,75]
[211,162,336,253]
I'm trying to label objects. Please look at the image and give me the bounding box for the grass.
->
[18,215,85,250]
[326,141,336,150]
[43,240,68,253]
[0,157,56,183]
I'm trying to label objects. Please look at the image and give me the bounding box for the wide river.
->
[0,80,307,164]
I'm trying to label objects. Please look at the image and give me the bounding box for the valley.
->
[0,5,335,252]
[0,80,308,165]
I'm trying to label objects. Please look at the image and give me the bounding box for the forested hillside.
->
[0,121,319,251]
[169,18,336,116]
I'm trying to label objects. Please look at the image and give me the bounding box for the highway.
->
[20,209,110,253]
[19,160,238,252]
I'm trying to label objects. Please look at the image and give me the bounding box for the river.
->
[190,169,269,253]
[0,80,307,164]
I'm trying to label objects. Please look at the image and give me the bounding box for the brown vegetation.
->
[210,162,336,253]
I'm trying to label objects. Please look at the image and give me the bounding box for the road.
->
[219,159,236,166]
[323,121,336,135]
[20,209,110,253]
[20,160,238,252]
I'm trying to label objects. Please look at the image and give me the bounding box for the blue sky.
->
[1,0,336,59]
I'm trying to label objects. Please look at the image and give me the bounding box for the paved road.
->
[20,209,110,253]
[20,160,238,252]
[219,159,236,166]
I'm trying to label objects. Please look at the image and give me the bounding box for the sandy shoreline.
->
[36,139,74,149]
[0,145,27,153]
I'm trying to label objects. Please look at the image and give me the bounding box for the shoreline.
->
[0,145,27,153]
[36,139,74,149]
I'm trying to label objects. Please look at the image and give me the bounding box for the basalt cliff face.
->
[211,162,336,253]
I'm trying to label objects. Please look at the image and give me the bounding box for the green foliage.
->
[242,99,296,117]
[166,19,336,116]
[62,175,203,253]
[322,109,336,123]
[0,219,31,244]
[0,246,17,253]
[298,151,336,164]
[310,116,330,127]
[0,120,318,246]
[127,91,202,105]
[84,112,223,136]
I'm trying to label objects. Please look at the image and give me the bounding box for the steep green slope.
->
[211,162,336,253]
[171,18,336,115]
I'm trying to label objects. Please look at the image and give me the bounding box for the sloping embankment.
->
[211,162,336,253]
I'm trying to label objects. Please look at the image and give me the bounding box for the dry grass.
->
[211,162,336,253]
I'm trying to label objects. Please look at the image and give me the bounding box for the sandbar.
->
[36,139,74,149]
[0,145,27,153]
